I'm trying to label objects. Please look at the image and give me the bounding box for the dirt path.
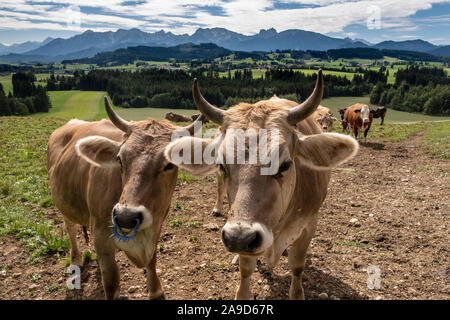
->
[0,132,448,300]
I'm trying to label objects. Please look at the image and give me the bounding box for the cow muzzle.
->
[221,222,273,255]
[112,204,152,230]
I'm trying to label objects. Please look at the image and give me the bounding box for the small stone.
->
[133,293,143,298]
[263,285,270,291]
[0,270,6,277]
[318,292,328,300]
[29,284,38,290]
[204,223,219,231]
[401,178,408,182]
[375,296,382,300]
[257,279,263,285]
[330,295,340,300]
[128,286,139,293]
[231,255,239,265]
[199,263,206,268]
[350,218,358,224]
[156,269,162,276]
[12,272,22,278]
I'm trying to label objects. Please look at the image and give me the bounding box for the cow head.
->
[354,105,373,131]
[316,114,338,132]
[76,98,202,233]
[165,71,358,257]
[337,108,347,120]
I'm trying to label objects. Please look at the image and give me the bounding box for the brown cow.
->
[47,98,203,299]
[165,71,359,299]
[314,106,338,132]
[344,103,374,143]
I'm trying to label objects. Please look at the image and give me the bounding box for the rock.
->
[29,284,38,290]
[12,272,22,278]
[0,270,6,277]
[330,295,340,300]
[375,295,382,300]
[199,263,206,268]
[204,223,219,231]
[128,286,139,293]
[231,255,239,265]
[257,279,263,285]
[318,292,329,300]
[350,218,358,224]
[401,178,409,182]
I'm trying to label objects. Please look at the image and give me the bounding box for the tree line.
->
[370,66,449,115]
[45,68,386,110]
[0,71,52,116]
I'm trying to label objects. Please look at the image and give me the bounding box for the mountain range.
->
[0,27,448,63]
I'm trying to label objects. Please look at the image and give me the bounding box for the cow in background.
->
[314,106,338,132]
[371,107,387,125]
[345,103,374,143]
[337,108,348,132]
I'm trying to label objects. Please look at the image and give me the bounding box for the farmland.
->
[0,115,448,299]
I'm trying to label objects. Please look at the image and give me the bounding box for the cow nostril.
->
[221,229,233,250]
[247,231,262,252]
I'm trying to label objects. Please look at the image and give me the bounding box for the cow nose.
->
[113,207,142,229]
[221,227,262,253]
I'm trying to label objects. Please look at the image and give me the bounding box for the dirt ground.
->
[0,132,448,300]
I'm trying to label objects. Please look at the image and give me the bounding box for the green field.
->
[31,91,106,121]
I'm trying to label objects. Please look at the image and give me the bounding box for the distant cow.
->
[345,103,374,143]
[313,106,338,132]
[371,107,387,125]
[165,112,191,122]
[165,71,358,299]
[337,108,348,132]
[47,98,203,299]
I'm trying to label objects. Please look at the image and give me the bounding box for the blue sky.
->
[0,0,449,45]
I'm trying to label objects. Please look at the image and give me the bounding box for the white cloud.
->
[0,0,449,38]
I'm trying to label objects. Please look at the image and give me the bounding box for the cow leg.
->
[235,255,257,300]
[288,227,315,300]
[92,220,120,300]
[380,116,384,126]
[146,253,165,300]
[353,127,359,140]
[212,173,226,216]
[64,218,82,266]
[364,128,369,143]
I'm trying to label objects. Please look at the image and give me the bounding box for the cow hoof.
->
[150,293,166,300]
[211,210,222,217]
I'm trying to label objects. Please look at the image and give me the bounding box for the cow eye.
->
[163,163,175,171]
[274,160,292,179]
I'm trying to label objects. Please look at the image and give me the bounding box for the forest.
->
[370,66,449,115]
[45,68,384,110]
[0,72,52,116]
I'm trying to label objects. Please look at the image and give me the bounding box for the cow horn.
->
[183,114,207,136]
[287,69,324,125]
[192,78,224,124]
[104,96,130,132]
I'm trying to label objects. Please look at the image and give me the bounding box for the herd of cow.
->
[46,70,385,300]
[315,104,387,143]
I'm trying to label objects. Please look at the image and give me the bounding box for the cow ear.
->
[294,133,358,170]
[164,136,219,176]
[370,109,375,114]
[76,136,121,168]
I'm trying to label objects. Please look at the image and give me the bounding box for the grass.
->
[364,123,427,142]
[0,117,70,263]
[424,121,450,159]
[32,91,105,120]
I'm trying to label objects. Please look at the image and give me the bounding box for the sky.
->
[0,0,449,45]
